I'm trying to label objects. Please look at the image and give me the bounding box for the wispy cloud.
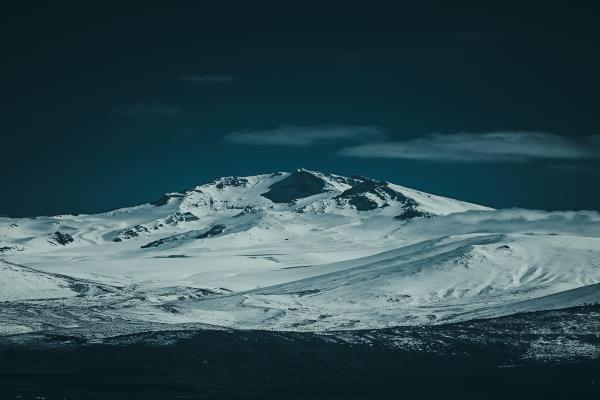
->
[339,132,600,162]
[111,101,180,116]
[182,74,238,84]
[225,125,385,147]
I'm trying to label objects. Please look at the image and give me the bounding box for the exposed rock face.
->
[261,170,329,203]
[141,233,185,248]
[114,213,198,242]
[113,225,150,242]
[150,193,185,207]
[336,178,417,211]
[51,231,74,245]
[140,225,227,249]
[234,206,259,217]
[0,246,22,253]
[165,212,199,225]
[215,177,249,189]
[196,224,226,239]
[394,207,432,220]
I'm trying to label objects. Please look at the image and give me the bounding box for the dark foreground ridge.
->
[1,306,599,399]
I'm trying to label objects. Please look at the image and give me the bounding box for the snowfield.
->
[1,169,599,337]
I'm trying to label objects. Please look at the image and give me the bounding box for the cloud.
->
[182,74,238,84]
[339,132,599,162]
[400,209,600,239]
[225,125,385,147]
[111,101,180,116]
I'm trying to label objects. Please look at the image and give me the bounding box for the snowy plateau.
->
[1,169,600,359]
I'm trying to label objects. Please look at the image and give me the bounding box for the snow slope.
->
[1,169,599,337]
[0,259,78,302]
[169,233,600,330]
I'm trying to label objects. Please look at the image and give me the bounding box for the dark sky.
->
[2,1,600,216]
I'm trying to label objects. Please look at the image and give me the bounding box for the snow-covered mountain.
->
[1,169,599,337]
[0,169,488,254]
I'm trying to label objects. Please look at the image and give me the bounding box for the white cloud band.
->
[225,125,385,147]
[339,132,599,162]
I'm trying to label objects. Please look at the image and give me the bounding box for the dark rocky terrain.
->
[1,306,599,399]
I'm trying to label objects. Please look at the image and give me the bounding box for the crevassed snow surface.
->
[1,169,599,336]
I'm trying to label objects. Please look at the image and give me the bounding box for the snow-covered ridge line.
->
[0,169,491,253]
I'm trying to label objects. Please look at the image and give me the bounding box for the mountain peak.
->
[261,169,330,204]
[143,169,490,218]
